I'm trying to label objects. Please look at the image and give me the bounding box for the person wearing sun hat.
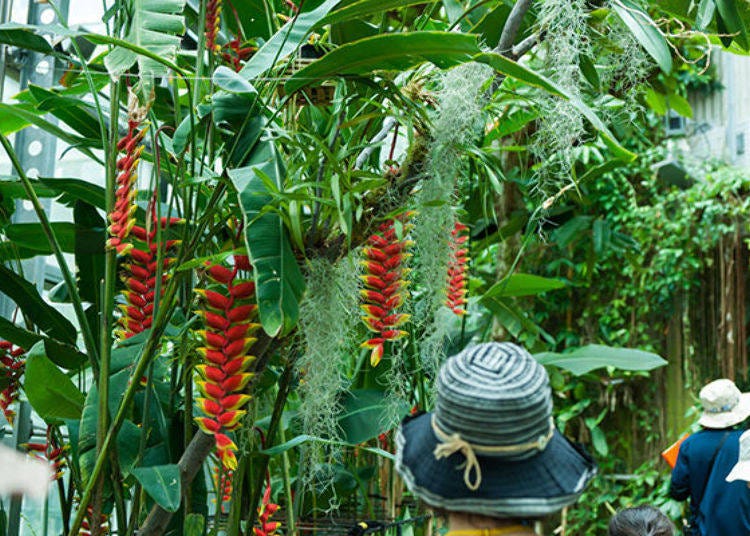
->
[669,378,750,535]
[395,342,597,535]
[726,429,750,486]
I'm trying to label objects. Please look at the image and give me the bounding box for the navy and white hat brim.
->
[395,412,597,518]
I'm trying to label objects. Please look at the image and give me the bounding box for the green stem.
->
[0,134,99,368]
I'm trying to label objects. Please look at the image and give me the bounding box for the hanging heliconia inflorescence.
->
[253,484,280,536]
[0,341,24,426]
[360,211,414,367]
[212,463,233,513]
[445,221,469,315]
[25,426,67,481]
[115,210,182,341]
[205,0,222,53]
[107,98,147,257]
[194,257,258,470]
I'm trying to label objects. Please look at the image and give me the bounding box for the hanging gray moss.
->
[413,62,490,372]
[295,256,360,486]
[530,0,590,196]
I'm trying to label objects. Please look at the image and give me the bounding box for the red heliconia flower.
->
[115,214,182,341]
[446,221,469,316]
[79,504,108,536]
[212,463,234,513]
[195,260,259,470]
[107,117,147,256]
[0,341,25,426]
[206,0,222,53]
[360,211,414,367]
[25,426,68,481]
[253,484,281,536]
[221,37,257,72]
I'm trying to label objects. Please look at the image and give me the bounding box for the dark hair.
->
[608,506,675,536]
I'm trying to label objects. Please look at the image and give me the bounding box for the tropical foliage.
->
[0,0,747,535]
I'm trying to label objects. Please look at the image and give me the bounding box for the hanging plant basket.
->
[278,44,336,106]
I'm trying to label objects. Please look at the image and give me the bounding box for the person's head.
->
[394,342,596,519]
[608,506,675,536]
[698,379,750,429]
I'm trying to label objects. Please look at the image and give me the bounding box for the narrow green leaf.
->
[261,434,394,460]
[0,265,77,344]
[131,465,182,512]
[74,201,105,305]
[611,0,673,73]
[534,344,667,375]
[240,0,341,81]
[285,32,481,93]
[482,273,566,299]
[696,0,716,30]
[23,341,85,421]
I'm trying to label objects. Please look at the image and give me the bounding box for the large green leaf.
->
[321,0,427,25]
[27,85,102,143]
[284,32,481,93]
[339,389,409,444]
[131,465,182,513]
[534,344,667,375]
[481,295,553,344]
[23,341,85,421]
[0,178,106,210]
[4,222,104,254]
[0,22,55,55]
[0,104,100,160]
[0,265,77,344]
[714,0,749,50]
[227,141,305,337]
[482,273,566,299]
[0,316,86,369]
[611,0,672,73]
[104,0,186,77]
[239,0,341,81]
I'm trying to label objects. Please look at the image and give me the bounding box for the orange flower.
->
[446,221,469,315]
[360,212,414,366]
[194,259,259,470]
[212,463,234,513]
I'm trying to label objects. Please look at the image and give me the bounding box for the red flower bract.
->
[360,211,414,367]
[253,484,280,536]
[206,0,222,53]
[194,259,259,470]
[446,220,469,316]
[0,341,25,426]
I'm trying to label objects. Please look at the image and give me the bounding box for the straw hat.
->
[395,342,597,518]
[698,379,750,429]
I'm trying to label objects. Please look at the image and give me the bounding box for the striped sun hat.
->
[395,342,597,518]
